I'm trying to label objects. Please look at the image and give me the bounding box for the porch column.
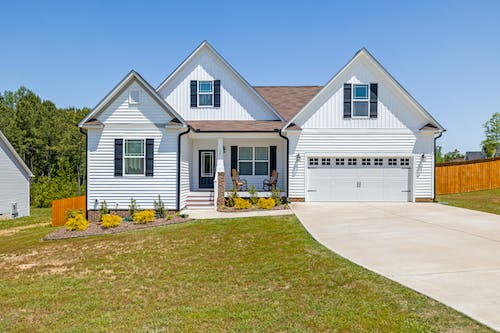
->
[214,137,225,209]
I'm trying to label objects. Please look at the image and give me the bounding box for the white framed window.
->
[321,158,331,166]
[201,151,214,177]
[401,158,410,166]
[198,81,213,107]
[129,90,140,105]
[348,158,357,166]
[388,158,397,166]
[335,158,345,165]
[238,147,269,176]
[362,158,371,166]
[374,158,383,166]
[124,139,145,175]
[309,157,319,167]
[352,84,369,117]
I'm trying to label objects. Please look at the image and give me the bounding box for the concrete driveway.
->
[292,202,500,331]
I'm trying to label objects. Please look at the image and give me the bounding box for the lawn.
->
[0,209,492,332]
[437,188,500,215]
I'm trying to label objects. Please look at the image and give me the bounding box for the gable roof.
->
[79,70,187,128]
[0,130,33,177]
[254,86,322,121]
[282,48,445,132]
[156,40,285,122]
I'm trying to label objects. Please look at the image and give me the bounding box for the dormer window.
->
[129,90,140,105]
[198,81,213,107]
[352,84,369,117]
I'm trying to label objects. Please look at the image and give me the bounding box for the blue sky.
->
[1,0,499,153]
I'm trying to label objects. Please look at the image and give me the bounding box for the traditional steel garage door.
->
[306,157,412,202]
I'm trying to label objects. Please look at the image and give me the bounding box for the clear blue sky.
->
[1,0,499,153]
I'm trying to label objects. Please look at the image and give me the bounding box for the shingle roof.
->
[254,86,322,121]
[187,120,286,132]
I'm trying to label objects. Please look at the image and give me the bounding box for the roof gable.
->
[283,49,444,131]
[157,41,284,121]
[0,130,33,177]
[79,71,187,128]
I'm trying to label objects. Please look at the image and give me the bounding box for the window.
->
[352,84,369,117]
[201,151,214,177]
[348,158,357,166]
[362,158,371,166]
[198,81,213,106]
[335,158,345,165]
[374,158,383,166]
[309,158,319,166]
[124,139,145,175]
[238,147,269,175]
[129,90,140,105]
[388,158,397,166]
[321,158,331,166]
[401,158,410,166]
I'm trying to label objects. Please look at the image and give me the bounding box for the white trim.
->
[238,146,269,176]
[200,151,215,178]
[351,83,370,118]
[156,41,285,121]
[197,80,214,107]
[128,89,141,105]
[123,139,146,176]
[0,130,33,177]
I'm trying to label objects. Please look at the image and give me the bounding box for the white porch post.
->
[213,137,225,210]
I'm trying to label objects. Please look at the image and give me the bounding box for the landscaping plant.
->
[133,210,155,224]
[101,214,122,228]
[226,188,239,207]
[129,198,139,217]
[154,195,167,218]
[248,185,259,205]
[65,208,83,220]
[65,213,89,231]
[257,197,276,209]
[271,187,283,205]
[99,200,109,217]
[234,197,251,209]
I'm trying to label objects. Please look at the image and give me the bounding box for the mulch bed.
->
[217,204,289,212]
[44,216,193,241]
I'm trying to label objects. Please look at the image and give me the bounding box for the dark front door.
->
[199,150,215,189]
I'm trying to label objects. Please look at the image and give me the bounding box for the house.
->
[465,151,485,161]
[0,130,33,219]
[79,41,444,220]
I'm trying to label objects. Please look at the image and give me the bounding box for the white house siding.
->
[0,141,30,219]
[288,129,435,200]
[158,48,279,121]
[179,133,191,209]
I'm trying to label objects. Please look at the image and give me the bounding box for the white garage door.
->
[306,157,412,202]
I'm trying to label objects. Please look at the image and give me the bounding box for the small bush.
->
[248,185,259,205]
[133,210,155,224]
[99,200,109,217]
[154,195,167,218]
[65,214,89,231]
[234,197,251,209]
[65,208,83,220]
[101,214,122,228]
[271,187,283,205]
[129,198,139,217]
[257,197,276,209]
[226,188,239,207]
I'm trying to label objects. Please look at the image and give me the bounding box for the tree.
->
[443,149,464,162]
[481,112,500,158]
[435,145,444,163]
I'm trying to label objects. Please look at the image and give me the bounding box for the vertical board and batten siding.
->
[436,158,500,195]
[158,48,279,121]
[289,54,436,200]
[88,82,179,210]
[52,196,86,226]
[0,140,30,219]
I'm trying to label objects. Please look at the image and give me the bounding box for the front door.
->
[199,150,215,189]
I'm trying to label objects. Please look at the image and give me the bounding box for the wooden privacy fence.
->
[52,196,86,226]
[436,157,500,195]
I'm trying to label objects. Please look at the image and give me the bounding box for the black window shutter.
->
[214,80,221,107]
[190,80,197,107]
[370,83,378,118]
[114,139,123,176]
[146,139,154,176]
[231,146,238,171]
[343,83,352,118]
[269,146,277,176]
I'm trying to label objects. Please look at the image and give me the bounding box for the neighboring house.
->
[0,130,33,219]
[465,151,485,161]
[79,41,444,219]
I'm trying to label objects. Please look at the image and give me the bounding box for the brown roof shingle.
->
[254,86,322,121]
[188,120,286,132]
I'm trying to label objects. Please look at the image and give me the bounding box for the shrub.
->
[154,195,167,218]
[133,210,156,224]
[65,214,89,231]
[248,185,259,205]
[129,198,139,217]
[258,197,276,209]
[234,197,251,209]
[225,188,239,207]
[101,214,122,228]
[271,187,283,206]
[99,200,109,217]
[65,208,83,220]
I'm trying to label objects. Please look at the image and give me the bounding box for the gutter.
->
[278,129,290,199]
[433,130,445,201]
[177,127,191,211]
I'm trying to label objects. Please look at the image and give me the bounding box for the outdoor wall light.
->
[421,154,425,160]
[296,153,301,161]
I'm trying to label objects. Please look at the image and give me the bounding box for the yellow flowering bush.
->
[133,210,156,224]
[257,197,276,209]
[234,197,251,209]
[65,214,89,231]
[101,214,122,228]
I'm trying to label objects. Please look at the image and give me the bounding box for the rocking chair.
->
[263,170,278,191]
[231,169,247,191]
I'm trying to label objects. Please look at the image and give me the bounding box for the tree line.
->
[0,87,89,207]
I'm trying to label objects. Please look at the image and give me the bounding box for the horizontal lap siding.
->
[0,142,30,218]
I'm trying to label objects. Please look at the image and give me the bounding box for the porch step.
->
[186,191,214,209]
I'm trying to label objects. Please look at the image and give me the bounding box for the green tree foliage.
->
[0,87,89,207]
[481,112,500,158]
[436,146,464,163]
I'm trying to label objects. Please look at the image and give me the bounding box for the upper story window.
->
[129,90,140,105]
[352,84,369,117]
[198,81,213,106]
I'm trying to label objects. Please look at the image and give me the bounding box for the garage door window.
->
[374,158,383,166]
[309,158,319,167]
[335,158,345,165]
[401,158,410,166]
[388,158,397,166]
[362,158,371,166]
[348,158,357,166]
[321,158,331,166]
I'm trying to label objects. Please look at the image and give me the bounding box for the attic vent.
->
[129,90,140,105]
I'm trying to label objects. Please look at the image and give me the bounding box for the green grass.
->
[437,188,500,215]
[0,207,51,230]
[0,209,492,332]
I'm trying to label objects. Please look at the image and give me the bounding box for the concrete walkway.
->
[183,208,293,220]
[292,202,500,331]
